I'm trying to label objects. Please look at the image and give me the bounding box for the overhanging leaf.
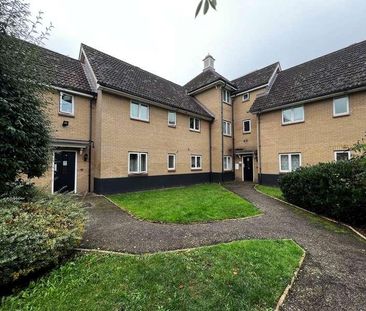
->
[203,0,210,14]
[195,0,203,17]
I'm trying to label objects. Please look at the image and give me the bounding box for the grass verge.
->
[255,184,284,200]
[108,183,260,223]
[1,240,304,311]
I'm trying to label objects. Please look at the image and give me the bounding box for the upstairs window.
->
[130,101,149,121]
[282,105,304,124]
[189,117,200,132]
[334,151,351,161]
[223,120,232,136]
[242,93,250,102]
[243,119,251,133]
[279,153,301,173]
[223,156,232,171]
[333,96,349,117]
[60,92,74,115]
[128,152,148,174]
[191,155,202,170]
[168,111,176,127]
[222,89,231,104]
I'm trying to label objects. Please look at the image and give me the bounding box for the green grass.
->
[108,184,260,223]
[1,240,304,311]
[255,185,284,200]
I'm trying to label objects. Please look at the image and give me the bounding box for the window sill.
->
[128,173,148,177]
[223,134,232,137]
[191,168,202,171]
[130,117,150,123]
[243,131,251,134]
[58,112,75,118]
[223,101,232,106]
[281,120,304,126]
[168,169,176,172]
[168,124,176,128]
[189,129,201,133]
[333,113,350,118]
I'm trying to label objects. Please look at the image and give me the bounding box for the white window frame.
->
[334,150,351,161]
[222,89,231,104]
[130,101,150,121]
[189,117,201,132]
[59,92,74,115]
[191,155,202,170]
[167,153,176,171]
[243,119,251,134]
[223,155,232,171]
[242,93,250,102]
[282,105,304,125]
[223,120,232,136]
[168,111,176,127]
[333,96,350,117]
[128,152,148,174]
[279,153,302,173]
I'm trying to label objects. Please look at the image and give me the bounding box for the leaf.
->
[209,0,217,10]
[203,0,210,14]
[195,0,203,17]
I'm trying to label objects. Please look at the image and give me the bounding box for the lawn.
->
[1,240,304,311]
[255,184,284,200]
[108,183,260,223]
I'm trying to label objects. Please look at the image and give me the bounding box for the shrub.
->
[279,158,366,227]
[0,193,86,288]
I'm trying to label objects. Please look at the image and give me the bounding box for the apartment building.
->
[30,39,366,193]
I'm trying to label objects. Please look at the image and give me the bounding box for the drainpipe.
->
[220,84,225,183]
[231,94,235,181]
[88,97,94,192]
[257,111,262,184]
[209,121,212,182]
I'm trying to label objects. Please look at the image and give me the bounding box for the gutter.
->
[187,79,237,96]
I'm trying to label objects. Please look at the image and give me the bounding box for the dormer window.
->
[222,89,231,104]
[242,93,250,102]
[59,92,74,115]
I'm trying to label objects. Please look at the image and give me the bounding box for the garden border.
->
[254,185,366,241]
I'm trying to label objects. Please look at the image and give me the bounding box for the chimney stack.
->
[203,54,215,71]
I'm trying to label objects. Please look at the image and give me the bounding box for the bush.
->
[0,193,86,287]
[279,158,366,227]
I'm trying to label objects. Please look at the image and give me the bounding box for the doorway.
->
[53,151,77,193]
[242,155,253,182]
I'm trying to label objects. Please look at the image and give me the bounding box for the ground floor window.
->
[223,156,232,171]
[334,150,351,161]
[129,152,148,174]
[279,153,301,172]
[191,155,202,170]
[167,154,176,171]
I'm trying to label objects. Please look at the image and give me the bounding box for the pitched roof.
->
[184,68,236,94]
[231,62,279,94]
[251,40,366,113]
[81,44,213,118]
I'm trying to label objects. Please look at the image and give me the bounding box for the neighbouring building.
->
[27,39,366,194]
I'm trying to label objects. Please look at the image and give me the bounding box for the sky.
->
[29,0,366,85]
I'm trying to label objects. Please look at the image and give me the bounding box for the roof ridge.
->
[231,62,280,83]
[279,40,366,74]
[81,43,185,89]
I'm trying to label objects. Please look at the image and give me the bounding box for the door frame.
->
[242,154,254,182]
[51,150,77,194]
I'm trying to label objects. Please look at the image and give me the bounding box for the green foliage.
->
[0,0,53,194]
[109,183,260,223]
[1,240,304,310]
[279,158,366,226]
[256,185,284,200]
[0,193,86,287]
[195,0,217,17]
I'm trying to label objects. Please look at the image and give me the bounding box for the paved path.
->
[81,182,366,311]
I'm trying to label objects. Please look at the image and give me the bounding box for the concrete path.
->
[81,182,366,311]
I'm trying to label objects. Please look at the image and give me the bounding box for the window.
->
[279,153,301,172]
[242,93,250,102]
[282,105,304,124]
[168,111,176,127]
[222,89,231,104]
[130,101,149,121]
[223,120,232,136]
[128,152,148,174]
[189,117,200,131]
[243,119,251,133]
[191,155,202,170]
[223,156,232,171]
[334,151,351,161]
[333,96,349,117]
[59,92,74,115]
[167,154,176,170]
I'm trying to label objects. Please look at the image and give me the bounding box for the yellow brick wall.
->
[95,92,211,178]
[259,91,366,174]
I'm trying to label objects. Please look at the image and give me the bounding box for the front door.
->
[53,151,76,193]
[243,155,253,182]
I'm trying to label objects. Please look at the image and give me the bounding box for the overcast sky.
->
[30,0,366,85]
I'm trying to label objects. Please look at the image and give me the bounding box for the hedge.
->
[0,193,86,288]
[279,158,366,227]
